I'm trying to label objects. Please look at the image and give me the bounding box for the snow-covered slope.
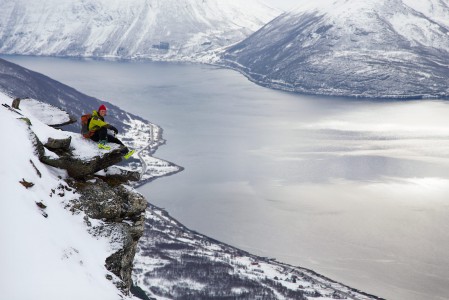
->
[0,0,280,61]
[221,0,449,98]
[0,92,139,300]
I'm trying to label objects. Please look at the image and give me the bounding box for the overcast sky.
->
[263,0,297,10]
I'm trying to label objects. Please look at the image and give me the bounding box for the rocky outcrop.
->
[68,178,147,292]
[74,179,147,221]
[11,97,121,178]
[44,137,72,151]
[22,102,148,295]
[96,166,142,185]
[41,149,124,178]
[26,118,125,178]
[12,97,20,109]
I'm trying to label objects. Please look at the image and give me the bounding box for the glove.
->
[109,125,118,134]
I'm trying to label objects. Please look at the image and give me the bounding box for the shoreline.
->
[3,53,448,100]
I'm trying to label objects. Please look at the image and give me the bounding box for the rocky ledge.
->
[67,177,147,293]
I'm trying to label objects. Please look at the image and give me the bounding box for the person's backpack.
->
[80,113,95,138]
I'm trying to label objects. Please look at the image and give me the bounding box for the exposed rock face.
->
[70,178,147,292]
[97,166,142,185]
[44,137,72,151]
[75,179,147,221]
[41,148,124,178]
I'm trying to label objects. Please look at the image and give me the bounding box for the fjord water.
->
[5,56,449,300]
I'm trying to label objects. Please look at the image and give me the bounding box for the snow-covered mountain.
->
[221,0,449,98]
[0,0,280,61]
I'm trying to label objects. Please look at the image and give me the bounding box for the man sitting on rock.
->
[89,104,135,159]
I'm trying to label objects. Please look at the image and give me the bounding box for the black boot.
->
[120,147,129,155]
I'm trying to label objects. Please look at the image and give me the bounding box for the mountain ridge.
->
[0,0,280,61]
[220,0,449,99]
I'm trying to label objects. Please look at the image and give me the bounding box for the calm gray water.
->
[4,56,449,300]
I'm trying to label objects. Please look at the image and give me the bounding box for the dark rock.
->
[75,179,123,220]
[72,178,147,292]
[12,97,21,109]
[130,284,153,300]
[97,166,141,185]
[19,178,34,189]
[74,179,147,221]
[113,185,148,220]
[29,131,45,158]
[105,244,136,291]
[35,201,47,209]
[29,159,42,178]
[40,149,123,178]
[32,123,122,177]
[44,136,72,150]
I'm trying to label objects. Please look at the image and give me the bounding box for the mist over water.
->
[4,55,449,300]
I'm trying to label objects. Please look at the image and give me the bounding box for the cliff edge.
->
[0,95,146,299]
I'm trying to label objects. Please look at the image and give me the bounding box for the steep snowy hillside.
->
[0,92,141,300]
[0,0,280,61]
[221,0,449,98]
